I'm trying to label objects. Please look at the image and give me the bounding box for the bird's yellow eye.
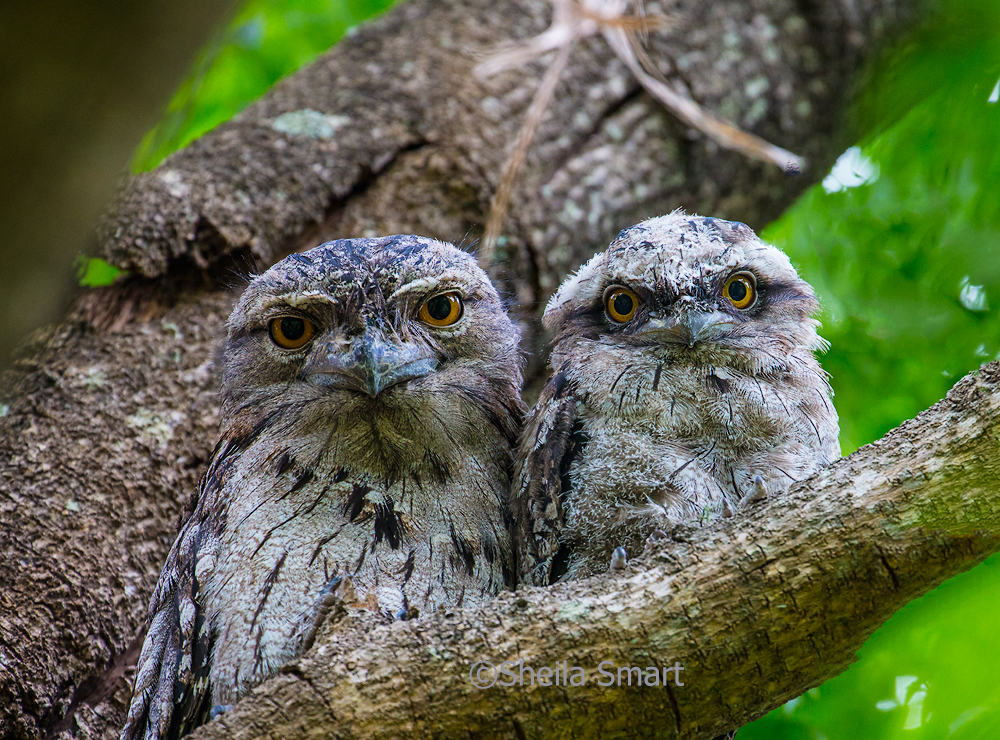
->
[722,272,757,310]
[604,287,639,323]
[418,292,464,327]
[269,317,316,349]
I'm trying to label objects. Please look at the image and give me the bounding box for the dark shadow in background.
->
[0,0,236,372]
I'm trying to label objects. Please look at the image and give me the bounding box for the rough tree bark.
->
[1,0,967,738]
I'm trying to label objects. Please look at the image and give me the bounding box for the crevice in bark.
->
[665,681,683,733]
[292,137,431,256]
[511,718,527,740]
[70,245,254,332]
[274,664,340,725]
[875,546,901,591]
[45,633,145,738]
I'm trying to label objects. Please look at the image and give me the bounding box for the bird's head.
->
[543,212,827,375]
[219,236,524,474]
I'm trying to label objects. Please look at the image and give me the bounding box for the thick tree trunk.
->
[0,0,938,738]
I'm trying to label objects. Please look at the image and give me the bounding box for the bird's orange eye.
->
[604,287,639,323]
[722,272,757,310]
[269,317,316,349]
[418,292,464,327]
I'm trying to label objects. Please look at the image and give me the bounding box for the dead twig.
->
[475,0,805,265]
[480,43,574,266]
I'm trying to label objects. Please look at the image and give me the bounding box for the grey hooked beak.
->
[639,311,734,348]
[305,329,439,397]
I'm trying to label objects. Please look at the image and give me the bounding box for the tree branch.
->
[194,363,1000,740]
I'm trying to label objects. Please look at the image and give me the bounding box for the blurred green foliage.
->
[765,0,1000,456]
[135,0,1000,737]
[742,0,1000,737]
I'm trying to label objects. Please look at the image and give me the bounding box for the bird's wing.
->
[121,502,218,740]
[512,370,588,585]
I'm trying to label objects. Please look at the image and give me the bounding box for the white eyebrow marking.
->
[258,291,337,312]
[389,274,468,302]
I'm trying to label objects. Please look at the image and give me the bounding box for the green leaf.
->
[76,256,125,287]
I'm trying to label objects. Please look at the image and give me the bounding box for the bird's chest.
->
[570,362,812,522]
[200,458,507,699]
[579,362,789,458]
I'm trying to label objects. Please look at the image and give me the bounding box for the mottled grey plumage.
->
[514,212,840,584]
[123,235,524,740]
